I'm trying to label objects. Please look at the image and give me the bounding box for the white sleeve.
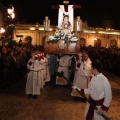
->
[103,79,112,107]
[84,78,93,95]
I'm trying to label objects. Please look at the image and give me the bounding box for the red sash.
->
[86,96,104,120]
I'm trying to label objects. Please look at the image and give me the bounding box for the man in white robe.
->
[72,53,82,84]
[26,52,35,97]
[32,55,41,98]
[72,61,112,120]
[43,54,50,83]
[56,54,73,86]
[26,53,41,99]
[37,53,45,89]
[71,52,92,99]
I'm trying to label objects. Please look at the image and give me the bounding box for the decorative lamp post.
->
[7,5,15,40]
[0,27,5,45]
[0,27,5,34]
[0,27,5,38]
[7,5,15,19]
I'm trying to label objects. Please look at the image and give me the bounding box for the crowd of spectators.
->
[0,44,43,91]
[0,44,120,92]
[86,46,120,76]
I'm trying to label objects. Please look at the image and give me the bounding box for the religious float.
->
[44,29,81,54]
[44,0,81,54]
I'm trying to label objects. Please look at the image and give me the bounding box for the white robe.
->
[44,56,50,82]
[37,57,44,89]
[73,53,82,84]
[56,55,73,85]
[39,58,45,89]
[32,59,41,95]
[84,73,112,120]
[71,58,92,97]
[26,57,41,95]
[26,57,35,95]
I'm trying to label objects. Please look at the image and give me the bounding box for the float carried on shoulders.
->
[44,4,81,54]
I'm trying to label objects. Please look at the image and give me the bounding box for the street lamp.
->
[0,27,5,45]
[7,5,15,40]
[7,5,15,19]
[0,27,5,38]
[0,27,5,34]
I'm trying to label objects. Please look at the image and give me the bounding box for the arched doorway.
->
[42,35,49,45]
[24,35,32,45]
[41,35,49,51]
[78,37,86,47]
[94,39,101,47]
[110,39,117,48]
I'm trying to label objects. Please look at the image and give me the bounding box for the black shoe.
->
[54,84,58,87]
[73,97,81,101]
[80,98,86,103]
[63,85,68,88]
[33,95,37,99]
[27,94,33,99]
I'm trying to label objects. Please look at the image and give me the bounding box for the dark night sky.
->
[1,0,120,29]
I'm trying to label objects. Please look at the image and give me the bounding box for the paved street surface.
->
[0,72,120,120]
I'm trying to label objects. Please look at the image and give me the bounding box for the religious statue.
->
[74,16,82,33]
[43,16,50,31]
[52,0,81,29]
[44,0,81,54]
[58,15,72,34]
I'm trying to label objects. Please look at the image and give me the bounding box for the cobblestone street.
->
[0,72,120,120]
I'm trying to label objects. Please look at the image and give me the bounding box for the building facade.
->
[1,1,120,48]
[14,23,120,48]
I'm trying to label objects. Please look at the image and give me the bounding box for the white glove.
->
[96,108,106,116]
